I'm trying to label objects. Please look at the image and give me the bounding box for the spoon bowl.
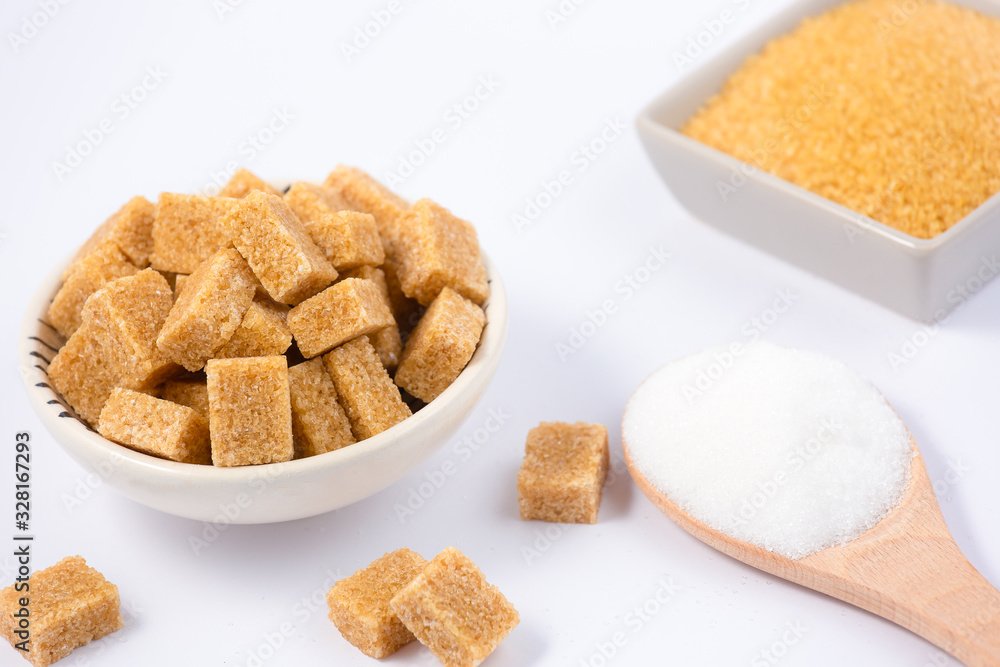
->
[625,435,1000,665]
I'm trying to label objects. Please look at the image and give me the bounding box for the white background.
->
[2,1,999,665]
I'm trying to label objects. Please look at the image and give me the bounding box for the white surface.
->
[623,342,913,560]
[1,1,997,666]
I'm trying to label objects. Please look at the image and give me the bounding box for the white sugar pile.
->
[623,342,913,560]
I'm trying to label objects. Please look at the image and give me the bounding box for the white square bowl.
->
[637,0,1000,322]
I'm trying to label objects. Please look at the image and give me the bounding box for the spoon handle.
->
[820,514,1000,666]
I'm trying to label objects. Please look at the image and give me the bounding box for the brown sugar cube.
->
[49,270,179,425]
[219,190,337,305]
[323,165,409,256]
[162,377,209,417]
[394,199,489,307]
[0,556,123,667]
[47,242,139,338]
[327,548,428,659]
[322,336,411,440]
[150,193,239,274]
[395,287,485,402]
[173,274,189,299]
[214,298,292,359]
[218,168,282,199]
[381,257,423,333]
[206,356,293,466]
[288,359,356,458]
[339,266,402,371]
[67,195,156,274]
[98,387,211,464]
[156,249,258,372]
[390,547,519,667]
[284,182,385,271]
[518,422,609,524]
[287,278,395,359]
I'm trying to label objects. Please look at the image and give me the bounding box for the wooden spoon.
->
[624,438,1000,666]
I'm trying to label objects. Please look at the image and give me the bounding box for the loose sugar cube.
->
[215,298,292,359]
[390,547,519,667]
[0,556,123,667]
[218,168,282,199]
[48,242,139,338]
[517,422,609,524]
[394,199,489,307]
[323,165,409,255]
[150,193,239,274]
[173,274,189,299]
[327,548,428,659]
[99,387,211,464]
[395,287,485,402]
[288,359,356,458]
[287,278,395,359]
[340,266,402,371]
[284,182,385,270]
[162,377,209,417]
[206,356,293,466]
[219,190,337,305]
[156,249,258,372]
[68,195,156,271]
[49,270,179,425]
[323,336,411,440]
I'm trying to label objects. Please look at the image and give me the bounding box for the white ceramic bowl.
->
[637,0,1000,323]
[20,253,507,524]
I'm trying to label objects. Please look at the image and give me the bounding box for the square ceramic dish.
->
[637,0,1000,322]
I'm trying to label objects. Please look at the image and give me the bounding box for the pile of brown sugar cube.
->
[45,167,490,467]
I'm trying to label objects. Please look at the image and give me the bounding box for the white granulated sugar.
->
[623,342,912,560]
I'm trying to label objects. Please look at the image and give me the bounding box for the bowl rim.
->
[19,249,508,485]
[635,0,1000,254]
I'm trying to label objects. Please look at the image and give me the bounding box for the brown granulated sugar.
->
[680,0,1000,239]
